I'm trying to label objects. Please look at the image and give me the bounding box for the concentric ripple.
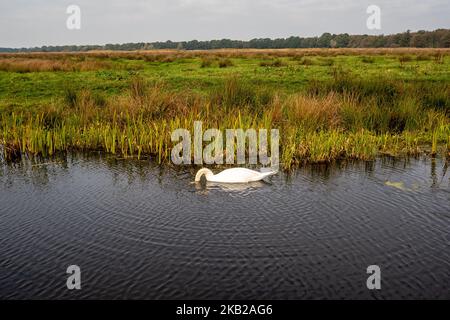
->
[0,155,449,299]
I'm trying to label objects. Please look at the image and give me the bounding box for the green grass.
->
[1,53,449,106]
[0,50,449,168]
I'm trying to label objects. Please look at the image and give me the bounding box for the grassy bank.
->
[0,49,449,169]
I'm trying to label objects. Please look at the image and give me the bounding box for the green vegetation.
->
[0,49,449,169]
[2,29,449,52]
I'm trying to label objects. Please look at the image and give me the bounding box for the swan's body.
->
[195,168,277,183]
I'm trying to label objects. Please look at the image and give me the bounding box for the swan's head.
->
[195,168,213,182]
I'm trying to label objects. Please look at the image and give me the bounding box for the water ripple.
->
[0,155,449,299]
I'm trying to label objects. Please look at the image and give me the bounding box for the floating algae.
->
[384,181,418,192]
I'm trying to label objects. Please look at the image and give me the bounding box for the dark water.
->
[0,154,449,300]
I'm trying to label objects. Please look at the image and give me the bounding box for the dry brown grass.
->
[2,75,448,165]
[0,57,112,72]
[284,93,342,130]
[1,48,449,63]
[108,78,200,120]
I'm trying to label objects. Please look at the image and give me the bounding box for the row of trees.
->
[2,29,449,52]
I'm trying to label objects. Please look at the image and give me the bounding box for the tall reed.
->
[1,76,449,168]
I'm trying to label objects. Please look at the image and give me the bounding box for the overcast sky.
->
[1,0,449,48]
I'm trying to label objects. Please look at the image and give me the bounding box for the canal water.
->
[0,154,449,299]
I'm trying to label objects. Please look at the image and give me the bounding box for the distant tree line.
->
[2,29,449,52]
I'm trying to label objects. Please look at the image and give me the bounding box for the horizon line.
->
[1,28,449,50]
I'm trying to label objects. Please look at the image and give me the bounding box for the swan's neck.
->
[195,168,214,182]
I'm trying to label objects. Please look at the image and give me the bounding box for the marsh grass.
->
[1,49,449,169]
[218,58,234,68]
[434,52,445,64]
[311,67,402,108]
[298,57,316,65]
[361,56,375,63]
[1,48,448,62]
[399,55,414,65]
[317,58,334,66]
[200,57,215,68]
[416,54,433,61]
[199,56,235,68]
[259,59,286,67]
[1,74,449,169]
[0,57,112,72]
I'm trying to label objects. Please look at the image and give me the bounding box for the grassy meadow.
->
[0,48,449,169]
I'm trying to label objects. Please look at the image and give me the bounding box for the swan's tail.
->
[259,168,278,180]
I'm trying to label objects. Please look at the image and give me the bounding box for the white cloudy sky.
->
[0,0,448,48]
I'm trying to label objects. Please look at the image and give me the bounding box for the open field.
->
[0,48,449,169]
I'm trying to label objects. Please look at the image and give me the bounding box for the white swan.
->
[195,168,277,183]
